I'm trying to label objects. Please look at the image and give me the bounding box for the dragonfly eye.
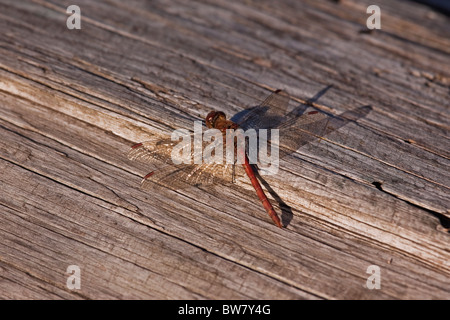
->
[205,111,216,128]
[205,111,226,128]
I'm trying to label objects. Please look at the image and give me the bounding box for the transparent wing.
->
[237,90,291,130]
[140,162,246,190]
[128,133,247,190]
[278,105,372,151]
[277,110,330,158]
[237,90,371,159]
[127,136,180,166]
[236,90,330,159]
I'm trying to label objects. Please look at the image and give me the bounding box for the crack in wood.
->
[372,181,450,231]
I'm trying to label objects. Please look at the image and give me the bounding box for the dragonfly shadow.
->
[231,85,333,125]
[250,164,293,227]
[306,84,334,105]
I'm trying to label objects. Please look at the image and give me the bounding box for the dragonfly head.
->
[205,111,226,128]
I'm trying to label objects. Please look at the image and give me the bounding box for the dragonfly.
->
[127,89,371,228]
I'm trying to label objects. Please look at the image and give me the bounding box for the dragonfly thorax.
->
[205,111,240,132]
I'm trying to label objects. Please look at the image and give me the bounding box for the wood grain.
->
[0,0,449,299]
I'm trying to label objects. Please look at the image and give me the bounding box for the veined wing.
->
[277,105,372,157]
[127,136,180,166]
[234,90,328,159]
[140,162,245,190]
[128,134,246,190]
[237,90,371,160]
[237,90,291,130]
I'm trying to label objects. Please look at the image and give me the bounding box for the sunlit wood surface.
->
[0,0,449,299]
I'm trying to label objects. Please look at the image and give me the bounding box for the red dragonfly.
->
[128,90,371,228]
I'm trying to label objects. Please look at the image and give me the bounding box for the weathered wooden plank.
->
[1,0,448,217]
[0,0,449,299]
[2,48,449,221]
[0,260,79,299]
[1,158,318,299]
[0,85,448,299]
